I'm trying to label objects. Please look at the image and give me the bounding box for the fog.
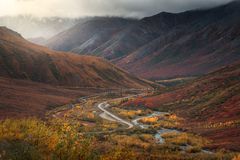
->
[0,0,234,18]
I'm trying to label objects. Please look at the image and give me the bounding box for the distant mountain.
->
[0,15,85,39]
[46,17,137,53]
[126,60,240,151]
[0,27,153,89]
[47,1,240,79]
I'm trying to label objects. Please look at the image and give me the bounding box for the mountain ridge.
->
[0,27,154,89]
[46,1,240,79]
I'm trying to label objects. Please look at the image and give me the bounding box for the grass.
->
[49,62,62,81]
[111,107,152,119]
[232,154,240,160]
[139,117,158,124]
[156,77,196,87]
[161,132,209,148]
[137,113,182,129]
[0,95,238,160]
[0,118,98,160]
[0,116,237,160]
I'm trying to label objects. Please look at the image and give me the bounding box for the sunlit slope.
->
[0,27,153,89]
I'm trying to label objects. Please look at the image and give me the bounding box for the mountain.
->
[0,27,156,119]
[0,27,153,89]
[47,1,240,79]
[125,61,240,151]
[46,17,136,54]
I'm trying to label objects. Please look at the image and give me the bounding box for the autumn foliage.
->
[0,118,97,160]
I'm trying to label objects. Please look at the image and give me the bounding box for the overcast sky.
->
[0,0,234,18]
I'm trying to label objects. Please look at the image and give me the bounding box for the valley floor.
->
[0,89,239,159]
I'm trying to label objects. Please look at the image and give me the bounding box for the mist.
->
[0,0,234,18]
[0,0,234,38]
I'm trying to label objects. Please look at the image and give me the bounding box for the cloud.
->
[0,0,234,18]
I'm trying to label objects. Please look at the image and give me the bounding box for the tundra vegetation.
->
[0,95,238,160]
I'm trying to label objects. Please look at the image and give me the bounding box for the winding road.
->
[82,93,213,154]
[97,102,134,129]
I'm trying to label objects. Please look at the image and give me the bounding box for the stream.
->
[132,112,177,144]
[131,112,213,154]
[97,96,212,154]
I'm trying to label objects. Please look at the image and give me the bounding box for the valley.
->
[0,0,240,159]
[0,26,239,159]
[2,89,233,159]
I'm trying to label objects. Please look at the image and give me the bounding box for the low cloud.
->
[0,0,234,18]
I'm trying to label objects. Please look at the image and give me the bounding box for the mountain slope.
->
[0,77,95,119]
[125,61,240,150]
[0,27,153,89]
[46,17,136,55]
[116,1,240,79]
[47,1,240,79]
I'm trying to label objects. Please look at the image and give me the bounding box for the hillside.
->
[46,17,136,55]
[125,61,240,150]
[47,1,240,79]
[0,77,97,119]
[0,27,153,89]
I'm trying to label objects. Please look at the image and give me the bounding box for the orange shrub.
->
[140,117,158,124]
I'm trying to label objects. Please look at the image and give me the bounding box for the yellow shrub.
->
[233,154,240,160]
[75,105,82,109]
[140,117,158,124]
[87,113,95,119]
[161,132,209,148]
[169,114,178,120]
[101,147,136,160]
[0,118,97,160]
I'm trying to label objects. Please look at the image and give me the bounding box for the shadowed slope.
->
[46,17,136,55]
[47,1,240,79]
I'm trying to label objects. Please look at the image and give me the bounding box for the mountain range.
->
[0,26,154,118]
[0,26,152,89]
[46,0,240,80]
[0,0,240,154]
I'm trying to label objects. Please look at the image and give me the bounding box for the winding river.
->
[131,112,213,153]
[131,112,179,144]
[97,96,213,154]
